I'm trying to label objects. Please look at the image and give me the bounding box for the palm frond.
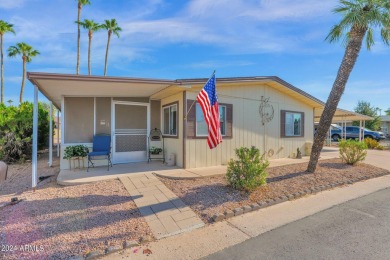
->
[381,27,390,45]
[365,27,374,49]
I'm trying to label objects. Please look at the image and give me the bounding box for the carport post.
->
[48,102,53,167]
[57,110,60,157]
[359,120,362,142]
[32,85,38,191]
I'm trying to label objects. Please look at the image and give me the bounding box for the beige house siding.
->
[160,92,184,167]
[185,84,314,168]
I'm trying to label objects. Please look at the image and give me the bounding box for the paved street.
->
[205,188,390,260]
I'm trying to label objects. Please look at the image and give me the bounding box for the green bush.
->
[0,102,51,162]
[63,145,89,159]
[339,139,368,165]
[364,137,380,149]
[226,146,269,191]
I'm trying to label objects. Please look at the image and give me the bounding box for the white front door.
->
[112,101,150,164]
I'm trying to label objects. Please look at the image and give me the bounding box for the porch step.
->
[119,173,204,239]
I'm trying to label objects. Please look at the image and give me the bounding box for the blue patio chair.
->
[87,135,113,172]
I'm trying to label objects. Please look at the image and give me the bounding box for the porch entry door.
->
[113,102,150,164]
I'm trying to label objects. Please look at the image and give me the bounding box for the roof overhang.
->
[28,73,369,122]
[314,107,373,122]
[27,72,180,109]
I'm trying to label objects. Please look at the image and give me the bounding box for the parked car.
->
[331,126,385,142]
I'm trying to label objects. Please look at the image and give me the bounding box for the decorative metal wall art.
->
[259,96,274,125]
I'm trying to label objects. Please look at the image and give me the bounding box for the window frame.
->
[195,103,227,138]
[281,110,304,138]
[162,101,179,138]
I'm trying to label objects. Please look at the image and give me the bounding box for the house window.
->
[163,103,177,136]
[284,111,304,137]
[196,103,226,136]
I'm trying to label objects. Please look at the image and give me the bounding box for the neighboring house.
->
[27,73,367,170]
[380,115,390,135]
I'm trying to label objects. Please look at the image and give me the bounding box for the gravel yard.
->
[0,153,153,260]
[160,159,390,223]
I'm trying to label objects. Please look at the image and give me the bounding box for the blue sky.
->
[1,0,390,112]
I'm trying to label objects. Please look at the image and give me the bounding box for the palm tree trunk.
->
[88,31,92,75]
[104,31,111,76]
[20,56,26,103]
[76,4,81,75]
[1,34,4,104]
[307,26,367,173]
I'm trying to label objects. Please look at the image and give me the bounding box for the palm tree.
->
[76,19,102,75]
[7,43,40,103]
[307,0,390,173]
[0,20,15,104]
[76,0,91,75]
[102,19,122,76]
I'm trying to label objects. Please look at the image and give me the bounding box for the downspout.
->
[183,91,187,169]
[32,85,38,191]
[48,101,53,167]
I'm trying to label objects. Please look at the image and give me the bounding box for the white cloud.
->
[0,0,26,9]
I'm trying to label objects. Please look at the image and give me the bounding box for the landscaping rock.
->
[123,240,139,249]
[139,235,153,244]
[67,256,84,260]
[233,207,243,216]
[224,210,234,218]
[85,251,100,260]
[286,194,294,200]
[105,246,122,254]
[250,203,260,211]
[242,205,252,213]
[212,213,225,222]
[257,202,267,208]
[0,161,8,182]
[279,196,288,202]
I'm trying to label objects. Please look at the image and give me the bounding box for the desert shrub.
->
[0,132,32,163]
[364,137,380,149]
[0,102,51,162]
[377,145,385,150]
[339,139,368,165]
[226,146,269,191]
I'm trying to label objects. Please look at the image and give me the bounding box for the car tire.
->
[332,134,341,141]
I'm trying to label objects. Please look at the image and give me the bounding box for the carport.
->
[315,108,374,144]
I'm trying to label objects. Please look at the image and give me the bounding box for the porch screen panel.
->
[64,97,94,143]
[95,97,111,135]
[114,104,147,153]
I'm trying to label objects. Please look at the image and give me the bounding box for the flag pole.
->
[184,70,216,120]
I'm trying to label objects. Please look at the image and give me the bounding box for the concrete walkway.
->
[119,173,204,239]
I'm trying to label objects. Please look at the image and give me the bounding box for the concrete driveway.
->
[365,149,390,169]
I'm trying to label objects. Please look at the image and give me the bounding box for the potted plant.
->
[63,145,89,159]
[149,146,162,155]
[63,145,89,170]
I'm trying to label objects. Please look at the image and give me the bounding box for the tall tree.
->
[76,0,91,75]
[76,19,102,75]
[0,20,15,104]
[385,108,390,115]
[7,43,40,103]
[307,0,390,173]
[352,100,381,130]
[102,19,122,76]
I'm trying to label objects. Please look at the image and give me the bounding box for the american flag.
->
[197,74,222,149]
